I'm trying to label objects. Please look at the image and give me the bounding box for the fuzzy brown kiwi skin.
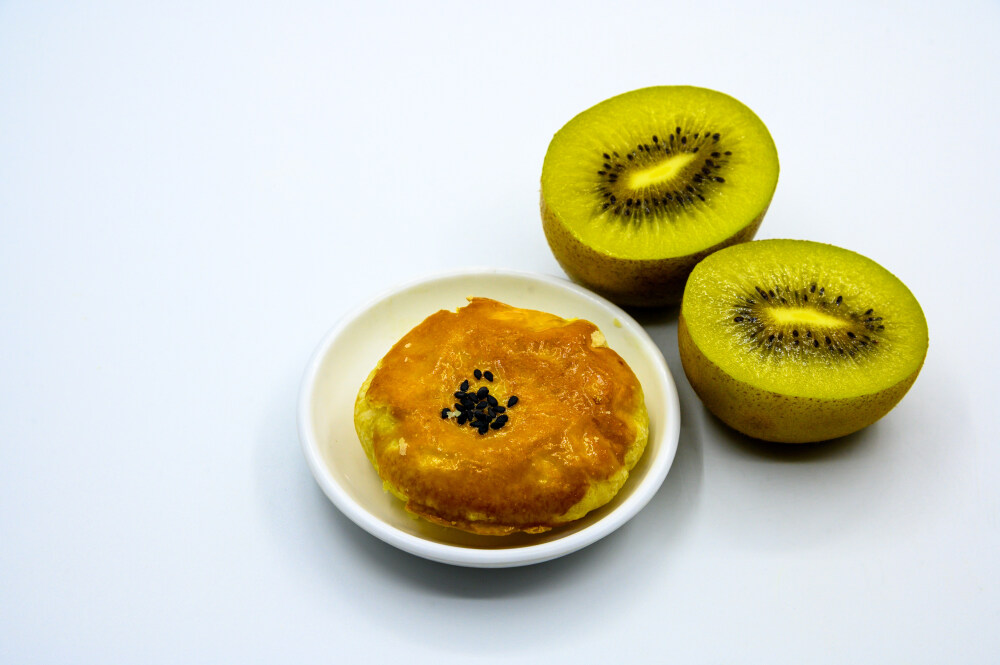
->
[677,314,925,443]
[541,193,768,307]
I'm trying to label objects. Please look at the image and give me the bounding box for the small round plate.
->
[297,269,680,567]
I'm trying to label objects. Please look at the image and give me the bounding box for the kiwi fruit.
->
[678,239,928,443]
[541,86,779,306]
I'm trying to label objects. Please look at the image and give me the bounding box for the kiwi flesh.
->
[541,86,779,306]
[678,239,928,443]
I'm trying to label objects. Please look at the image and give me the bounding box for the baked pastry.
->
[354,298,648,535]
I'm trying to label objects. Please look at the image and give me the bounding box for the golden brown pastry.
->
[354,297,648,535]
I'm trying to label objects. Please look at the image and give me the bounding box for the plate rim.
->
[297,267,681,567]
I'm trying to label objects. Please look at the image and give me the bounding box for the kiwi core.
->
[767,307,845,328]
[628,152,698,190]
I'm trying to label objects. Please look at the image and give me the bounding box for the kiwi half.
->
[541,86,779,306]
[678,239,928,443]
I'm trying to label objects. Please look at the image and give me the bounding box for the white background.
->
[2,1,998,662]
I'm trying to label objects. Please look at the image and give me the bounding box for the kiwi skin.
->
[677,314,925,443]
[541,196,768,307]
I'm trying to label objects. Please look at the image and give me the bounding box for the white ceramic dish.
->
[297,269,680,568]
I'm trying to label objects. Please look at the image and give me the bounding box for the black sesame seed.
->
[478,424,488,435]
[489,420,503,430]
[453,402,463,411]
[457,414,467,425]
[474,369,482,380]
[453,390,465,399]
[487,395,498,407]
[483,371,493,382]
[496,414,508,425]
[441,408,450,419]
[493,405,505,414]
[476,386,488,399]
[476,400,487,410]
[507,396,519,407]
[460,379,469,392]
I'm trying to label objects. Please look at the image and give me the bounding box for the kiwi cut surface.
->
[678,239,928,443]
[541,86,779,306]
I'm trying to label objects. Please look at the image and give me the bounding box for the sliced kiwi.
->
[678,239,928,443]
[541,86,779,306]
